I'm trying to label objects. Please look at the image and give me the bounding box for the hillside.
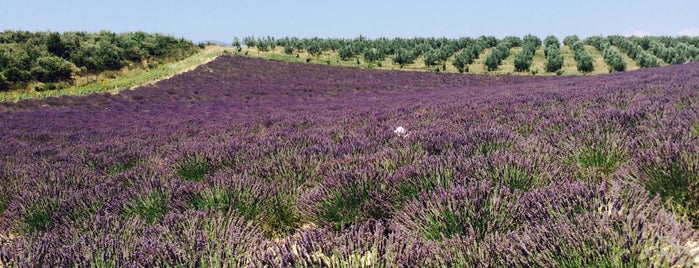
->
[1,55,698,266]
[236,35,699,75]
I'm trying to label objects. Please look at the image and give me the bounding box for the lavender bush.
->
[1,55,698,266]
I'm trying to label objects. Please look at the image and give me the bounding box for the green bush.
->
[514,50,533,71]
[545,45,564,72]
[603,47,626,72]
[393,48,415,67]
[0,73,9,91]
[544,35,560,49]
[31,56,74,83]
[575,52,594,73]
[563,35,580,46]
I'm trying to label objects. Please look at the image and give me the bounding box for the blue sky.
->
[1,0,698,42]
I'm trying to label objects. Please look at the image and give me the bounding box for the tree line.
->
[238,35,699,74]
[0,30,198,91]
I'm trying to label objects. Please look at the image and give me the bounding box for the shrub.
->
[338,45,355,61]
[19,198,58,233]
[572,41,594,73]
[0,73,9,91]
[635,140,699,228]
[513,50,533,71]
[603,47,626,72]
[393,48,415,67]
[545,45,564,72]
[30,56,74,83]
[452,51,473,73]
[544,35,560,50]
[563,35,580,46]
[394,181,519,241]
[124,189,169,224]
[484,42,514,71]
[175,156,211,182]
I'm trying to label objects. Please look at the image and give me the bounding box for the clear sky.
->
[2,0,698,42]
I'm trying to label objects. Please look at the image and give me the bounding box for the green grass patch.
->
[481,164,539,191]
[175,156,211,182]
[639,153,699,228]
[260,194,302,238]
[19,199,58,234]
[424,210,461,240]
[322,187,372,230]
[190,186,262,220]
[575,142,626,175]
[124,190,169,224]
[395,166,454,204]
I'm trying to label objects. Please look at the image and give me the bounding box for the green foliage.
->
[563,35,580,46]
[603,46,626,72]
[572,41,594,73]
[260,194,301,238]
[452,51,474,73]
[338,45,356,61]
[545,45,564,72]
[0,73,9,91]
[3,66,32,83]
[322,186,371,230]
[0,30,198,91]
[31,56,74,83]
[395,167,455,204]
[636,51,659,68]
[393,48,415,67]
[544,35,560,50]
[424,210,460,240]
[20,199,58,233]
[638,152,699,228]
[514,50,533,71]
[175,156,211,182]
[522,34,542,48]
[45,32,67,58]
[363,47,383,62]
[190,187,262,220]
[575,142,626,175]
[485,41,515,71]
[125,190,169,224]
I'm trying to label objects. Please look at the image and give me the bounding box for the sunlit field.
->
[1,55,698,266]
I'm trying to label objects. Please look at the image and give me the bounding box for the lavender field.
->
[1,55,698,267]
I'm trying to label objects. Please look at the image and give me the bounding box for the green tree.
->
[0,73,9,91]
[545,45,563,72]
[513,50,533,71]
[338,45,355,61]
[45,32,67,58]
[393,48,414,68]
[232,37,242,52]
[31,56,74,83]
[563,35,580,46]
[3,67,32,83]
[544,35,560,49]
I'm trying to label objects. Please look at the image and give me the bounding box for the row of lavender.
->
[1,55,698,266]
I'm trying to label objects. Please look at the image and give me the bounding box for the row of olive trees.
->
[586,36,626,72]
[234,35,699,74]
[484,36,521,71]
[630,36,699,65]
[513,35,541,71]
[0,30,198,91]
[543,35,564,73]
[608,35,660,68]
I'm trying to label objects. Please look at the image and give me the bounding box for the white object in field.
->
[394,126,408,137]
